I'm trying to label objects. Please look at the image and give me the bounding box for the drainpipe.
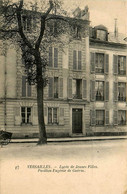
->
[4,43,7,131]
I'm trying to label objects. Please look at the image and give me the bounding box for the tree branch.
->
[0,29,18,33]
[43,0,54,18]
[16,0,34,51]
[35,0,54,49]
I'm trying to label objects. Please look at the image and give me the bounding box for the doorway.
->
[72,109,82,133]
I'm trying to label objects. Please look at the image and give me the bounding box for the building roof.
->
[108,32,127,44]
[94,25,108,31]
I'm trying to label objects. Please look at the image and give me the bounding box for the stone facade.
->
[0,12,127,138]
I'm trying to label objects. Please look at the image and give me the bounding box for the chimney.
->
[114,18,118,37]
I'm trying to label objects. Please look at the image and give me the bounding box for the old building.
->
[89,24,127,135]
[0,7,127,138]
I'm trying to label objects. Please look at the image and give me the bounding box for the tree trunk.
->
[36,55,47,145]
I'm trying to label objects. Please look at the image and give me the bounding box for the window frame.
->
[118,55,126,75]
[95,81,104,101]
[73,50,82,70]
[72,79,82,99]
[22,76,31,97]
[96,110,105,126]
[95,53,104,73]
[21,107,32,125]
[48,47,58,68]
[48,107,58,125]
[96,29,107,41]
[118,110,126,125]
[118,82,126,102]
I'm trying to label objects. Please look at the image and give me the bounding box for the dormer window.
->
[96,30,107,41]
[92,25,108,41]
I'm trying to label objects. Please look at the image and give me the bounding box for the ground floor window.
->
[48,108,58,124]
[96,110,105,125]
[118,110,126,125]
[21,107,32,124]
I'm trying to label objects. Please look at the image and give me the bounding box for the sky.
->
[62,0,127,34]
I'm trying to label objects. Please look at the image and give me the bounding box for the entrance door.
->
[72,109,82,133]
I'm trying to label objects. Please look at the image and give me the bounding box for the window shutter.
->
[126,110,127,125]
[33,106,38,125]
[49,47,52,67]
[105,82,109,101]
[114,110,118,125]
[126,56,127,76]
[27,84,31,97]
[105,110,109,125]
[91,110,96,125]
[114,82,118,101]
[82,79,87,100]
[44,107,47,125]
[90,81,95,101]
[22,76,26,97]
[90,52,95,73]
[78,51,82,70]
[68,78,72,99]
[14,107,21,125]
[59,108,64,125]
[113,55,118,74]
[48,77,53,98]
[105,54,109,74]
[73,50,77,70]
[54,48,58,68]
[126,82,127,103]
[59,77,63,98]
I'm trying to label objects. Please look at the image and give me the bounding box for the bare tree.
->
[0,0,70,144]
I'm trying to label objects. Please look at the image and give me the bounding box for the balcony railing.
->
[73,94,82,99]
[118,120,126,125]
[118,70,126,75]
[118,96,126,102]
[54,93,58,98]
[96,120,104,125]
[96,95,104,101]
[95,67,104,74]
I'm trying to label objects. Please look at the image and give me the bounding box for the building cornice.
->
[90,38,127,49]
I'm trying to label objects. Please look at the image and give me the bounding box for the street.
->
[0,139,127,194]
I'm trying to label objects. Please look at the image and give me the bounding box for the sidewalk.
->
[11,135,127,143]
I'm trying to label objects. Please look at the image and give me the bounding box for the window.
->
[96,30,107,41]
[54,77,58,98]
[22,76,31,97]
[73,50,82,70]
[95,81,104,101]
[48,108,58,124]
[118,82,126,102]
[48,21,57,35]
[49,47,58,68]
[90,53,109,74]
[72,25,81,39]
[21,107,32,124]
[96,110,105,125]
[95,53,104,73]
[118,110,126,125]
[113,55,126,75]
[72,79,82,99]
[22,15,32,31]
[118,56,126,75]
[48,77,63,99]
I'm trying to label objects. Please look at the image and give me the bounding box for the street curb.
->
[10,137,127,143]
